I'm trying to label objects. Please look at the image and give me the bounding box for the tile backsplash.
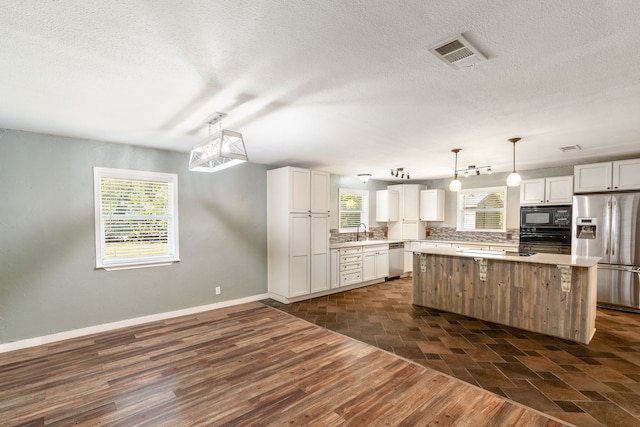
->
[330,226,518,244]
[424,227,519,244]
[330,226,387,244]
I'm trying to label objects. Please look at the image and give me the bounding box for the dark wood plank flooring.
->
[264,277,640,426]
[0,302,566,426]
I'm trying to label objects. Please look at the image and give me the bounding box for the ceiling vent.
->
[429,34,487,70]
[559,145,582,152]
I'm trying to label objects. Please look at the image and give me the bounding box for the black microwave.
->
[520,205,572,229]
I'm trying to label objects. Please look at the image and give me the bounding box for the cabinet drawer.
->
[340,254,362,264]
[340,270,362,286]
[363,244,388,253]
[340,247,362,256]
[340,261,362,271]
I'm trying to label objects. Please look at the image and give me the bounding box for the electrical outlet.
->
[215,286,221,295]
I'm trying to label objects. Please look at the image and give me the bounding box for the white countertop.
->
[414,246,601,268]
[329,239,405,249]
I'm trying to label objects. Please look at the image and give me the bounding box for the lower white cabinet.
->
[362,244,389,281]
[339,247,363,286]
[268,212,330,301]
[310,214,330,293]
[330,249,340,289]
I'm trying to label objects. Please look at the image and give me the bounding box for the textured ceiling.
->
[1,0,640,180]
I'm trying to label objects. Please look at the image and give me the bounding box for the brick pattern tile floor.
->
[262,277,640,426]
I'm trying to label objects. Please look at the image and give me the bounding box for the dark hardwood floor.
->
[264,277,640,426]
[0,302,567,426]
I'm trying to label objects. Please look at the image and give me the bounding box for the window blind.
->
[94,168,179,269]
[338,189,369,232]
[458,188,506,232]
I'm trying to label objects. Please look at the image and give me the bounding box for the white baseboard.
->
[0,293,269,354]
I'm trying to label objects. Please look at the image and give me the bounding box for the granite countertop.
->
[415,246,601,268]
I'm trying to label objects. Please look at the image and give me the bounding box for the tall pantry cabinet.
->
[267,167,331,303]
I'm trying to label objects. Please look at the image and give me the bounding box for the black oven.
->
[519,205,572,254]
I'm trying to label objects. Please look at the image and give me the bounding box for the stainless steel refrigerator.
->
[573,193,640,312]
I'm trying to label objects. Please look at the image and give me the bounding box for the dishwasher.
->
[388,242,405,279]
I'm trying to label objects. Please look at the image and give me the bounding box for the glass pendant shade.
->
[506,172,522,187]
[189,129,248,173]
[449,178,462,192]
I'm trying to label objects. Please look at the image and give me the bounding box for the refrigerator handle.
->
[611,198,618,260]
[604,199,611,256]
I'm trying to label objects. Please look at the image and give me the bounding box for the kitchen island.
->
[413,248,601,344]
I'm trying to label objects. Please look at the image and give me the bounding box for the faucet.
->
[356,223,367,241]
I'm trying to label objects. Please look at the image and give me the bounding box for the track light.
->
[390,168,410,180]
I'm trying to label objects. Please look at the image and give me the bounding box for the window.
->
[457,186,506,232]
[94,167,179,270]
[338,188,369,233]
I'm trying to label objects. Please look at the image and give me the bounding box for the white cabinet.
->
[339,247,363,287]
[267,167,331,302]
[362,244,389,281]
[575,159,640,193]
[402,185,421,221]
[387,184,426,240]
[574,162,612,193]
[420,241,451,249]
[288,214,311,297]
[375,190,399,222]
[612,159,640,191]
[330,249,340,289]
[520,176,573,205]
[310,170,331,213]
[420,189,445,221]
[310,214,330,293]
[271,166,330,213]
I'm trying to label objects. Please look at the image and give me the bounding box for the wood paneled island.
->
[412,248,601,344]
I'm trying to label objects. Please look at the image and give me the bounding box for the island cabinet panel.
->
[413,253,596,344]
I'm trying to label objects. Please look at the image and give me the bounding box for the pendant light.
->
[189,112,248,173]
[449,149,462,192]
[506,137,522,187]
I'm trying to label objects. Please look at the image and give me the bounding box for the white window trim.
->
[338,188,370,233]
[94,167,180,270]
[456,186,507,233]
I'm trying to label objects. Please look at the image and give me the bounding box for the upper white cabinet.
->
[520,176,573,205]
[574,162,612,193]
[310,170,331,213]
[575,159,640,193]
[612,159,640,191]
[375,190,399,222]
[420,189,445,221]
[387,184,426,240]
[271,167,330,213]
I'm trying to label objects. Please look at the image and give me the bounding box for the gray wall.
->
[0,129,268,344]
